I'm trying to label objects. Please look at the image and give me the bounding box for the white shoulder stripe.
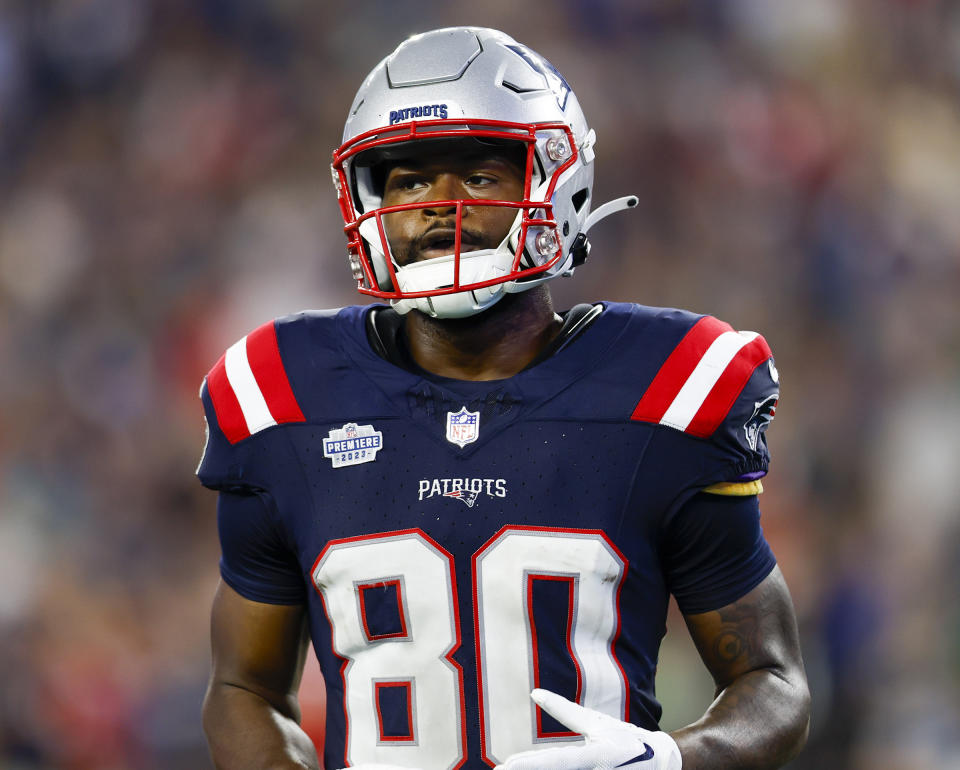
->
[659,331,758,431]
[224,336,277,435]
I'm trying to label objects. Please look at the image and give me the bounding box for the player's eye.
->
[385,174,427,194]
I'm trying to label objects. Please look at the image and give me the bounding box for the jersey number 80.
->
[312,527,628,769]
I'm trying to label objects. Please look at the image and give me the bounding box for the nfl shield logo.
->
[446,406,480,448]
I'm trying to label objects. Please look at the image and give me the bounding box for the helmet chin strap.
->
[394,289,504,319]
[390,247,512,318]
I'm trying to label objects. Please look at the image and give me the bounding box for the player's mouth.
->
[416,227,482,261]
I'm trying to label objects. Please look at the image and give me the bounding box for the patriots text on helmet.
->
[389,104,449,125]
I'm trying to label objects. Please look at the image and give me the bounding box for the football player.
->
[199,27,809,770]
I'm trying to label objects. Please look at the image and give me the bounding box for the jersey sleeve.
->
[631,314,780,486]
[661,491,776,614]
[706,341,779,483]
[217,490,307,605]
[196,378,250,491]
[196,318,307,490]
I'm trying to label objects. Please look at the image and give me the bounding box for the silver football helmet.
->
[331,26,636,318]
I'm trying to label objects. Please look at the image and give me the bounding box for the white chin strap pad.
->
[391,248,511,318]
[394,248,508,292]
[393,290,503,319]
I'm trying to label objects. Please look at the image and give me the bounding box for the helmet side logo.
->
[505,44,571,110]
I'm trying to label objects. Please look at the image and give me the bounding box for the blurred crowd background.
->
[1,0,959,768]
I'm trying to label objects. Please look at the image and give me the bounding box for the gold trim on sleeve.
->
[702,480,764,496]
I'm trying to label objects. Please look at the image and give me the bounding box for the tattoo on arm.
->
[675,568,810,769]
[691,573,793,689]
[711,606,757,665]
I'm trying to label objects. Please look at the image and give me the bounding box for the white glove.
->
[495,689,682,770]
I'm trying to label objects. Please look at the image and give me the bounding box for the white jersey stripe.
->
[659,331,758,431]
[224,336,277,435]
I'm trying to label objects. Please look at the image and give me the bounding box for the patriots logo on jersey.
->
[418,477,508,502]
[744,394,778,452]
[444,488,481,507]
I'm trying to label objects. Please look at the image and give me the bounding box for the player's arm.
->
[202,580,320,770]
[671,565,810,770]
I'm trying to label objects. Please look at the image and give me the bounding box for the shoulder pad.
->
[630,315,778,446]
[202,319,306,445]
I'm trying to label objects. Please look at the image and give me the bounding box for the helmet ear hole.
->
[572,188,589,212]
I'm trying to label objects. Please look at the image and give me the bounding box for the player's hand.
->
[494,689,682,770]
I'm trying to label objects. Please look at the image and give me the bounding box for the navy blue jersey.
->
[197,301,779,770]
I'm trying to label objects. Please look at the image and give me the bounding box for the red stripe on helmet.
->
[246,321,306,426]
[630,316,733,424]
[205,355,250,444]
[684,335,774,438]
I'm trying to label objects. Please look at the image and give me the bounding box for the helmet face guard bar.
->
[331,118,579,300]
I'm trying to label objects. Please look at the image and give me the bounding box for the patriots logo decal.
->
[505,43,571,110]
[443,489,481,507]
[744,394,778,452]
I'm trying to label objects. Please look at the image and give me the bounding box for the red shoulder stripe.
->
[684,335,773,438]
[246,321,305,425]
[205,354,251,444]
[630,316,733,424]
